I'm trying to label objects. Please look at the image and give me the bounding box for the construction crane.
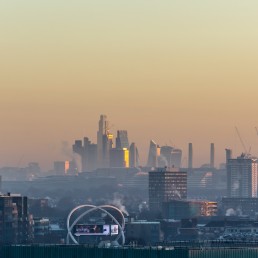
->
[235,127,248,155]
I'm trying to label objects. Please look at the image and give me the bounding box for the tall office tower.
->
[73,137,97,172]
[171,148,182,168]
[110,148,129,168]
[149,168,187,213]
[97,114,108,167]
[159,146,182,168]
[227,154,258,198]
[147,140,159,168]
[97,114,113,168]
[116,130,129,149]
[0,193,30,244]
[225,148,232,163]
[102,133,113,168]
[188,143,193,170]
[210,143,215,168]
[160,146,173,167]
[129,142,139,167]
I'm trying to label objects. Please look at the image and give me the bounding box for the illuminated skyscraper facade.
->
[110,148,129,168]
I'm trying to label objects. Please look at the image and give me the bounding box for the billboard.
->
[74,224,110,236]
[110,225,119,235]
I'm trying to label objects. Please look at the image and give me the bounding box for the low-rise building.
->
[162,200,217,220]
[125,220,161,245]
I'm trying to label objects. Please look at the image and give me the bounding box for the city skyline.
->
[0,114,255,172]
[1,1,258,169]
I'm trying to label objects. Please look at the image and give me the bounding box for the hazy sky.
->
[1,1,258,170]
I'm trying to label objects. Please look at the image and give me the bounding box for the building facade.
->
[0,193,31,244]
[149,168,187,213]
[110,148,129,168]
[227,154,258,198]
[116,130,129,149]
[162,200,217,220]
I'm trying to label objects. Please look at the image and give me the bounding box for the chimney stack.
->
[210,143,215,168]
[188,143,193,170]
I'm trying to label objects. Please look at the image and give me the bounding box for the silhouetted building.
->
[227,154,258,198]
[159,146,172,167]
[147,140,159,168]
[159,146,182,168]
[97,115,107,166]
[0,193,30,244]
[225,148,233,163]
[149,168,187,213]
[73,137,97,172]
[129,142,139,167]
[97,114,113,168]
[116,130,129,149]
[110,148,129,168]
[102,133,113,168]
[162,200,217,219]
[171,149,182,168]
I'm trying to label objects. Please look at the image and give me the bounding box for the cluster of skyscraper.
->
[147,140,182,168]
[73,115,139,172]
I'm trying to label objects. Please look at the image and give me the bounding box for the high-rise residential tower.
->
[227,154,258,198]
